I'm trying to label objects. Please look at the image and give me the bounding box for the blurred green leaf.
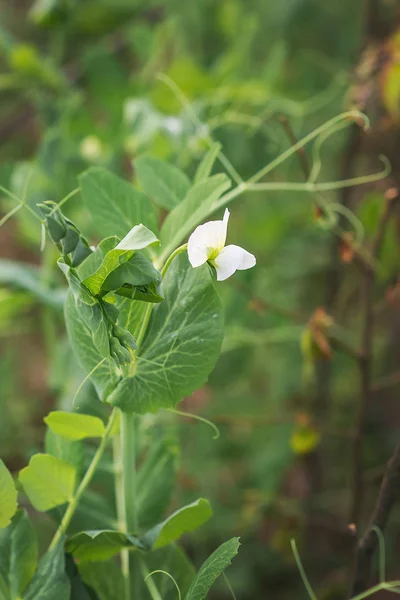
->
[0,459,17,529]
[19,454,76,512]
[79,167,157,239]
[45,430,84,475]
[0,259,66,308]
[0,509,38,598]
[194,143,222,184]
[44,411,106,441]
[66,530,144,562]
[136,437,179,530]
[142,499,213,550]
[78,558,124,600]
[134,155,191,210]
[160,174,231,260]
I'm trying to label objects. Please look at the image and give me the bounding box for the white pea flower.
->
[188,209,256,281]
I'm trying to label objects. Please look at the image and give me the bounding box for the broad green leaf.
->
[24,543,70,600]
[108,254,224,413]
[101,253,162,297]
[0,510,38,598]
[45,430,84,475]
[79,559,124,600]
[78,238,119,281]
[194,143,222,184]
[0,460,17,529]
[159,174,231,262]
[66,530,145,562]
[134,155,191,210]
[136,437,179,530]
[0,259,66,309]
[79,167,157,239]
[19,454,76,511]
[65,290,119,402]
[185,538,240,600]
[44,411,106,441]
[142,499,213,549]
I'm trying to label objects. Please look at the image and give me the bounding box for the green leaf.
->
[78,559,124,600]
[101,253,161,297]
[185,538,240,600]
[45,430,84,475]
[66,530,145,562]
[115,223,159,251]
[194,143,222,184]
[0,460,17,529]
[19,454,76,512]
[134,155,191,210]
[0,510,38,598]
[44,411,106,441]
[82,225,159,297]
[82,249,134,296]
[65,290,119,402]
[65,554,100,600]
[108,254,224,413]
[79,167,157,239]
[159,174,231,262]
[136,437,179,530]
[24,543,70,600]
[142,499,213,549]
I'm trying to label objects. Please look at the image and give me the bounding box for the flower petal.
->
[237,247,256,270]
[187,209,230,268]
[213,244,245,281]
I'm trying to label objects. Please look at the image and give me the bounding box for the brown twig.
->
[348,196,398,595]
[349,197,397,525]
[350,440,400,595]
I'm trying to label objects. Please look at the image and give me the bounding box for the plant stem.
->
[49,407,118,550]
[120,410,139,599]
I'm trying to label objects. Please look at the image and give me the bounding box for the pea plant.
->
[0,107,390,600]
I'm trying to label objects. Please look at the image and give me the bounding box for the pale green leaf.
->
[44,411,106,441]
[116,223,159,251]
[134,155,191,210]
[66,530,145,562]
[79,167,157,238]
[82,249,133,296]
[185,538,240,600]
[19,454,76,512]
[143,499,213,549]
[0,460,17,529]
[108,254,224,413]
[45,430,84,474]
[0,509,38,598]
[159,174,231,262]
[24,544,70,600]
[194,143,222,184]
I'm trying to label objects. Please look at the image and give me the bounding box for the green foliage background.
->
[1,0,400,598]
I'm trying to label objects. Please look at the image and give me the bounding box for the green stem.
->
[121,411,139,599]
[49,408,118,550]
[160,244,187,276]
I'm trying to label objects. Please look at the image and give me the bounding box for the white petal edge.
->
[213,244,245,281]
[213,244,256,281]
[187,209,230,268]
[237,247,256,270]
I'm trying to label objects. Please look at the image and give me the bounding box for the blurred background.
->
[1,0,400,598]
